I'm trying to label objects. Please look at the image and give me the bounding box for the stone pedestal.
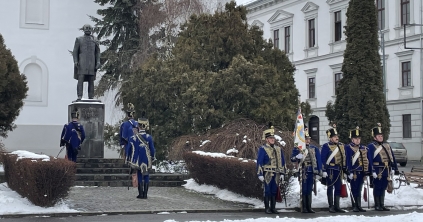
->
[68,99,104,158]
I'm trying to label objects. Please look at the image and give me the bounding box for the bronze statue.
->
[73,24,100,100]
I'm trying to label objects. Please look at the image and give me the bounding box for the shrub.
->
[1,152,76,207]
[184,151,294,200]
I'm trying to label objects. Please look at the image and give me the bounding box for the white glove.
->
[343,173,347,180]
[295,153,303,159]
[372,172,377,179]
[315,175,321,180]
[348,173,353,180]
[391,170,395,175]
[280,175,284,182]
[258,176,264,182]
[322,172,328,178]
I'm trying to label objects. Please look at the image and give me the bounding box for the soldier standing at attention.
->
[321,124,348,213]
[60,110,85,162]
[291,128,322,213]
[346,126,369,212]
[256,123,286,214]
[367,123,399,211]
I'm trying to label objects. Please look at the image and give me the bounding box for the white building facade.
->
[0,0,122,157]
[245,0,423,161]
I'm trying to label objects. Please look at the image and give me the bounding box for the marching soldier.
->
[291,128,322,213]
[368,123,399,211]
[120,103,137,162]
[346,126,369,212]
[60,110,85,162]
[256,123,286,214]
[321,124,348,213]
[127,115,156,199]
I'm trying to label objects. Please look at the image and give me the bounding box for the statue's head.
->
[82,24,93,35]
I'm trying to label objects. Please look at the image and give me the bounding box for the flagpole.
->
[295,95,305,212]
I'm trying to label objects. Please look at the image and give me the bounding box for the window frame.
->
[334,11,342,41]
[284,26,291,53]
[402,114,412,138]
[308,19,316,48]
[274,29,279,49]
[308,77,316,99]
[401,61,411,87]
[334,73,343,93]
[401,0,410,26]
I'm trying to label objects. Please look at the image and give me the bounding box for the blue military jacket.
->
[61,121,85,150]
[346,143,369,173]
[321,141,348,172]
[256,144,286,177]
[120,119,137,146]
[128,131,156,170]
[367,141,398,174]
[290,144,322,174]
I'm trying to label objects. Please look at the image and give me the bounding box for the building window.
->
[334,73,343,93]
[308,19,315,48]
[377,0,385,30]
[284,26,290,53]
[274,29,279,49]
[334,11,342,41]
[308,77,315,98]
[401,0,410,25]
[402,61,411,87]
[402,114,412,138]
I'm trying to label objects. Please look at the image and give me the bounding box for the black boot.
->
[136,182,143,199]
[357,195,366,212]
[264,196,272,214]
[142,182,149,199]
[270,196,279,214]
[380,194,389,211]
[374,196,383,211]
[301,195,309,213]
[307,195,315,213]
[328,195,336,213]
[334,196,346,213]
[352,196,360,212]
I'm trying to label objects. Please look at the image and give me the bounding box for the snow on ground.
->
[155,160,188,174]
[164,212,423,222]
[0,182,78,215]
[10,150,50,161]
[184,175,423,209]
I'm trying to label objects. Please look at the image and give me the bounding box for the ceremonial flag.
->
[294,108,306,151]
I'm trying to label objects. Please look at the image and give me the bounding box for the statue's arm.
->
[72,38,80,64]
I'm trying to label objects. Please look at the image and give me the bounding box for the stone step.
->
[76,163,129,168]
[77,158,125,164]
[73,180,187,187]
[76,168,130,174]
[75,173,188,181]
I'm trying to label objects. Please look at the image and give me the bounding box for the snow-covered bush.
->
[1,151,76,207]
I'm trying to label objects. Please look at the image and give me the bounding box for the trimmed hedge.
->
[184,152,293,200]
[1,153,76,207]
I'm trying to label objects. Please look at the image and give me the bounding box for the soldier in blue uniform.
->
[345,126,369,212]
[256,123,286,214]
[291,128,322,213]
[321,124,348,213]
[127,115,156,199]
[367,123,399,211]
[60,110,86,162]
[119,103,137,162]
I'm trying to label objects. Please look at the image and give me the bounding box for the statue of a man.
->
[72,24,100,100]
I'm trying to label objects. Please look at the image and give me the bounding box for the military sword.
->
[56,146,65,158]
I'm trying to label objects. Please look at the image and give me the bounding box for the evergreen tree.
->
[121,2,301,158]
[0,34,28,138]
[325,0,390,144]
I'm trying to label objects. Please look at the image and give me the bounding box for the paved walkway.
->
[65,186,252,212]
